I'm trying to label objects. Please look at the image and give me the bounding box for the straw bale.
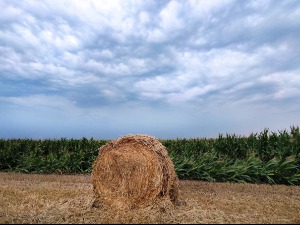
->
[92,134,179,209]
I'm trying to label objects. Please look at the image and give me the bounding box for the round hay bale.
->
[92,134,179,209]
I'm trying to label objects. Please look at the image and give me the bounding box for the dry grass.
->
[0,172,300,224]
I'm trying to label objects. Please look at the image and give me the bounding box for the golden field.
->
[0,172,299,224]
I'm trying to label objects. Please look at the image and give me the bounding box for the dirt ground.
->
[0,172,299,224]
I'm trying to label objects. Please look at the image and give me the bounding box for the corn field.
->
[0,126,299,185]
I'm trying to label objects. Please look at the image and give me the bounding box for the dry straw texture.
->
[91,134,179,209]
[1,172,300,224]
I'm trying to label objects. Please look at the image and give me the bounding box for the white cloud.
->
[260,71,300,99]
[188,0,234,17]
[160,1,183,31]
[139,11,150,24]
[260,70,300,84]
[1,94,76,110]
[0,2,23,23]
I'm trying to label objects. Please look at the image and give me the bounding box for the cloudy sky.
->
[1,0,300,139]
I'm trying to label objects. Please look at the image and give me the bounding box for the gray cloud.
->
[1,0,300,138]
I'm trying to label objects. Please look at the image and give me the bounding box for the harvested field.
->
[0,172,299,224]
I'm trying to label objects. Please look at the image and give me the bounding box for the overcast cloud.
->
[1,0,300,139]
